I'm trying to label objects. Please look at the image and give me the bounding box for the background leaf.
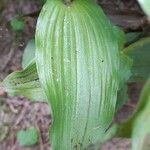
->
[117,77,150,140]
[131,77,150,150]
[124,37,150,82]
[138,0,150,17]
[116,52,132,109]
[22,39,35,69]
[10,18,24,31]
[17,127,39,147]
[125,32,141,46]
[3,61,46,102]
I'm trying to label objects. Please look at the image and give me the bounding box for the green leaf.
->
[113,26,125,51]
[41,0,47,4]
[115,29,132,109]
[17,127,39,147]
[117,85,128,109]
[116,78,150,139]
[117,36,150,110]
[35,0,131,149]
[116,53,132,109]
[10,18,24,31]
[22,39,35,69]
[3,60,46,102]
[138,0,150,17]
[132,78,150,150]
[125,32,141,46]
[112,27,133,109]
[124,37,150,82]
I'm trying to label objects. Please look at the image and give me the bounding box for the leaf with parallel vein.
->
[35,0,131,149]
[3,60,46,102]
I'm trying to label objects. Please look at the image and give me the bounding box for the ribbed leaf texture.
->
[3,61,46,102]
[35,0,131,149]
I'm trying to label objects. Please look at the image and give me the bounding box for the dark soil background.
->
[0,0,149,150]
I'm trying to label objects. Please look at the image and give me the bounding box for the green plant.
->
[17,127,39,146]
[138,0,150,17]
[117,77,150,150]
[35,1,132,149]
[2,0,150,149]
[10,18,24,31]
[131,78,150,150]
[22,39,35,69]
